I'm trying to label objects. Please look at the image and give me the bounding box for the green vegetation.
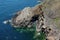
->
[15,24,36,33]
[54,18,60,22]
[54,18,60,28]
[33,30,46,40]
[14,23,46,40]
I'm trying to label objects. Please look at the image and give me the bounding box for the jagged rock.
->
[11,4,43,28]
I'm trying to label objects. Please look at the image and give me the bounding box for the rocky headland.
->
[11,0,60,40]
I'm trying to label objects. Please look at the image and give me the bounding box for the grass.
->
[54,18,60,21]
[54,18,60,28]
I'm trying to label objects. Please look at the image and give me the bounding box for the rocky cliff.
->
[11,4,43,28]
[11,0,60,40]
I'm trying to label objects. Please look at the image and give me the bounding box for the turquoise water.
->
[0,0,40,40]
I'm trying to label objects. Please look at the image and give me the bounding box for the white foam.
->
[37,1,41,3]
[3,20,11,24]
[3,20,8,24]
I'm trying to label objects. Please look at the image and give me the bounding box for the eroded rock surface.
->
[11,4,43,28]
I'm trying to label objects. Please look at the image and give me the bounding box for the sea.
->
[0,0,40,40]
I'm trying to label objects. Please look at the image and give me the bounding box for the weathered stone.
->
[10,0,60,40]
[11,4,43,28]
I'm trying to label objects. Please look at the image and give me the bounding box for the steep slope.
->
[42,0,60,40]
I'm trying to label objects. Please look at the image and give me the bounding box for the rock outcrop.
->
[11,0,60,40]
[11,4,43,28]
